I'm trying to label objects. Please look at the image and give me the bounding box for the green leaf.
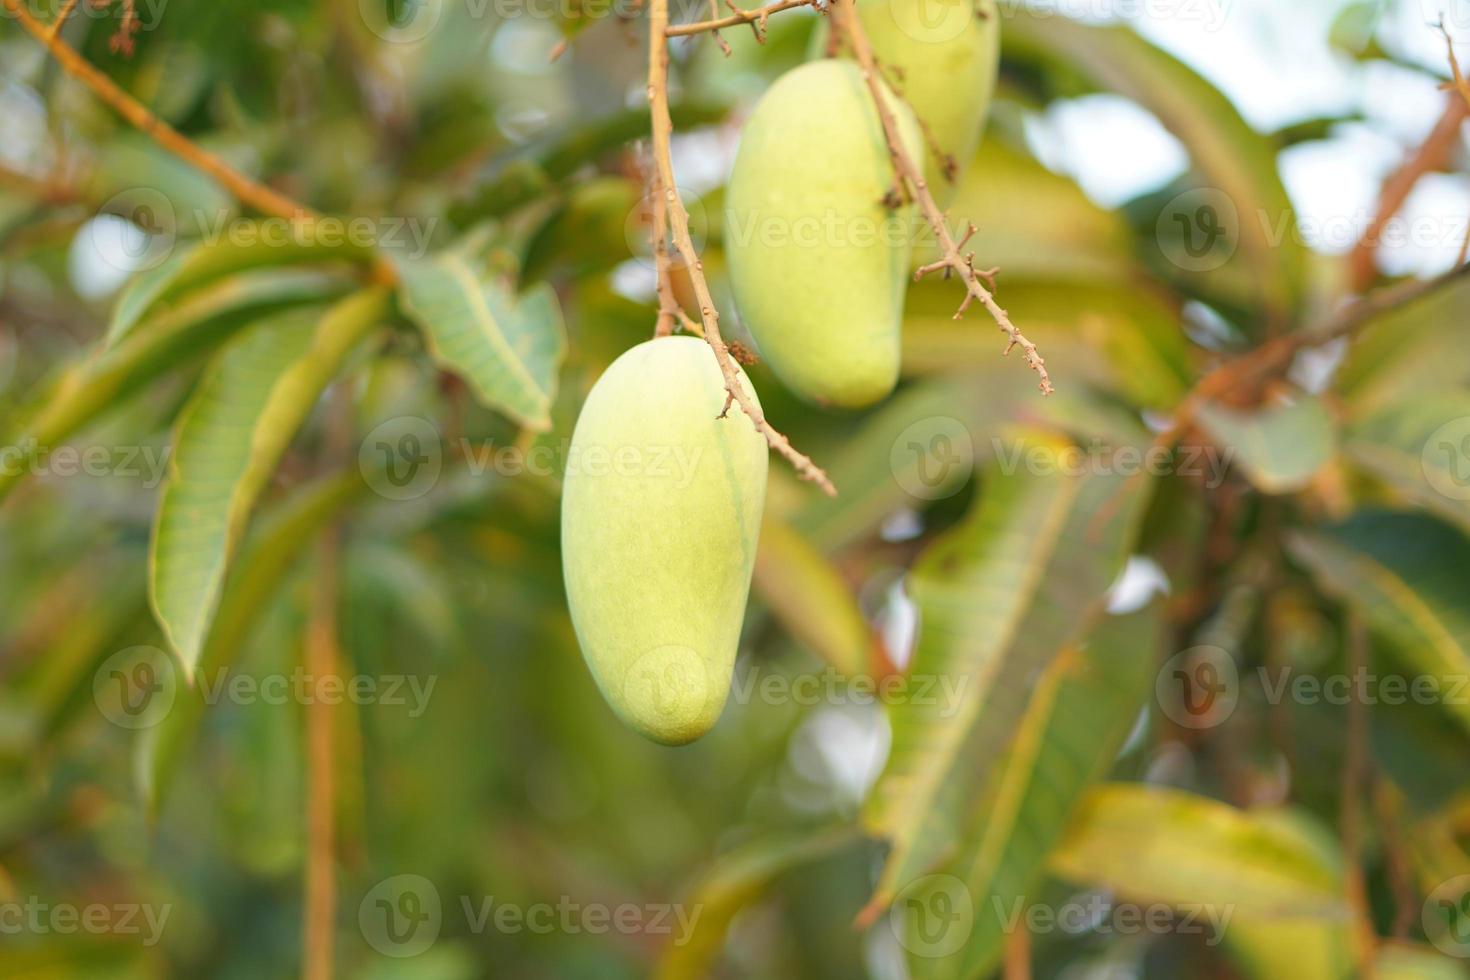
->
[655,827,862,980]
[1336,274,1470,417]
[1195,396,1336,494]
[753,514,872,676]
[0,269,349,502]
[904,606,1163,980]
[150,288,388,677]
[864,432,1156,913]
[1344,390,1470,535]
[1050,784,1344,916]
[397,254,566,431]
[139,470,367,813]
[107,220,378,347]
[1004,13,1305,326]
[1287,512,1470,738]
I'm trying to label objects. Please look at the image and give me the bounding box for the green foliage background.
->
[2,0,1469,977]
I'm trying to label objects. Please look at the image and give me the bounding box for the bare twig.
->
[665,0,820,39]
[830,0,1053,394]
[1347,93,1468,290]
[648,0,836,495]
[304,525,340,980]
[45,0,81,40]
[1004,926,1031,980]
[1341,614,1378,979]
[2,0,316,222]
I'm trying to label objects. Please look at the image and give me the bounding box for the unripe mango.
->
[725,59,923,409]
[561,336,768,745]
[813,0,1000,204]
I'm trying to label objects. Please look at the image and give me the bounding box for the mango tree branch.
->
[830,0,1053,395]
[3,0,317,222]
[648,0,836,495]
[665,0,820,39]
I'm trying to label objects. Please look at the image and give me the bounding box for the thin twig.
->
[665,0,819,39]
[1347,93,1468,290]
[45,0,81,40]
[1341,614,1378,979]
[1004,926,1031,980]
[2,0,316,222]
[648,0,836,495]
[830,0,1053,394]
[304,525,340,980]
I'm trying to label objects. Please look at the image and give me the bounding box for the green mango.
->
[561,336,769,745]
[725,59,923,408]
[812,0,1000,204]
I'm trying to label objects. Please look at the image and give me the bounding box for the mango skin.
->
[814,0,1000,205]
[725,59,923,409]
[561,336,768,745]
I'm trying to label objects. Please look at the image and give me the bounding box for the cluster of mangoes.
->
[562,0,1000,744]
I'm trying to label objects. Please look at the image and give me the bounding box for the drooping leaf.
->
[1195,396,1336,494]
[1344,390,1470,535]
[1288,511,1470,738]
[0,269,348,501]
[1336,273,1470,416]
[107,219,379,346]
[139,470,367,813]
[864,432,1156,914]
[397,254,566,431]
[902,606,1163,980]
[150,288,388,677]
[753,514,872,676]
[1050,784,1344,916]
[655,827,862,980]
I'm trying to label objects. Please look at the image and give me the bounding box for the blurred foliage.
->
[2,1,1470,979]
